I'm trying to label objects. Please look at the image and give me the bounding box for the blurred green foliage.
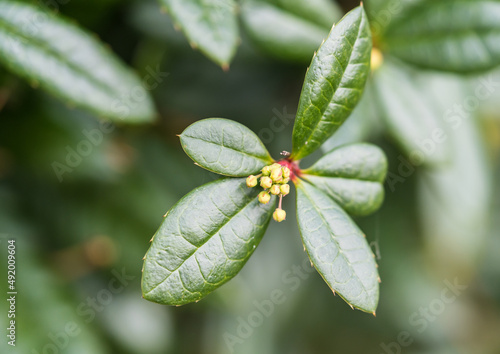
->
[1,0,500,353]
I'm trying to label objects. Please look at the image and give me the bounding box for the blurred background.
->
[1,0,500,353]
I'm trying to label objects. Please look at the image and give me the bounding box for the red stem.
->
[277,158,301,181]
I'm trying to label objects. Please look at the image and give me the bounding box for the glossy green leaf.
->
[158,0,238,67]
[0,1,155,123]
[295,179,379,313]
[241,0,342,63]
[381,0,500,73]
[302,143,387,216]
[180,118,273,176]
[373,60,450,166]
[142,178,275,305]
[291,6,372,161]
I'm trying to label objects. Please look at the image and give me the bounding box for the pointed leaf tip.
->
[159,0,239,66]
[296,181,379,313]
[291,5,372,160]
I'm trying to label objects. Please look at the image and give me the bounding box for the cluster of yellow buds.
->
[246,163,291,222]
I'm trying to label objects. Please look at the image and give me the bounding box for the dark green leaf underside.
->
[142,178,275,305]
[382,1,500,73]
[0,1,155,123]
[373,60,450,166]
[180,118,273,177]
[416,73,491,274]
[295,180,379,313]
[291,6,372,160]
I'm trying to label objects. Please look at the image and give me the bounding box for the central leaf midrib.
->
[0,15,120,98]
[302,172,383,183]
[144,187,259,296]
[183,134,270,162]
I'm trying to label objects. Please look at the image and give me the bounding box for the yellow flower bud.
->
[281,177,290,184]
[271,163,281,170]
[270,184,281,195]
[280,184,290,196]
[260,176,273,189]
[273,208,286,222]
[371,47,384,72]
[270,167,283,183]
[258,191,271,204]
[261,166,272,176]
[282,166,291,179]
[246,175,258,188]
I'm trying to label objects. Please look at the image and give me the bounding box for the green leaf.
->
[158,0,238,67]
[295,179,379,313]
[142,178,275,305]
[302,143,387,216]
[373,60,450,166]
[180,118,273,177]
[291,6,372,161]
[381,0,500,73]
[241,0,342,63]
[0,1,156,123]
